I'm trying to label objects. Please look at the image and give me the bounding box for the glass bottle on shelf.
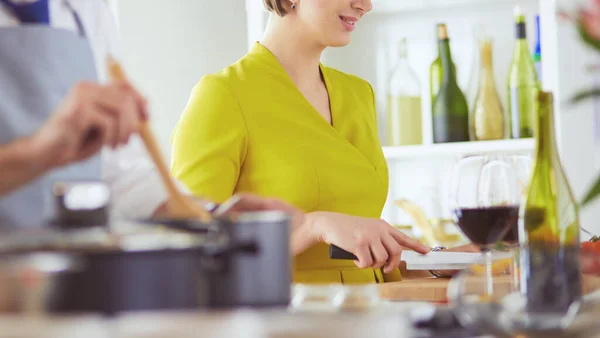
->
[430,24,456,113]
[388,38,423,146]
[470,36,505,141]
[507,6,541,139]
[432,23,470,143]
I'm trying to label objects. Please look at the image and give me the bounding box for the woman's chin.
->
[325,36,352,48]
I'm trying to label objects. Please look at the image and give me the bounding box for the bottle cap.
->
[514,5,526,23]
[437,23,448,40]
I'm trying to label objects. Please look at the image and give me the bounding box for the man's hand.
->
[32,81,148,170]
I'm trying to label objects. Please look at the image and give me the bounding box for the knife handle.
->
[329,245,358,260]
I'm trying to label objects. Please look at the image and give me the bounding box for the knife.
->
[329,244,358,260]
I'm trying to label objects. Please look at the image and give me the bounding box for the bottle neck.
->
[397,53,409,67]
[514,22,530,55]
[439,39,456,84]
[479,40,495,82]
[535,95,559,163]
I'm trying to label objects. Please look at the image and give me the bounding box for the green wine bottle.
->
[519,91,582,313]
[432,24,469,143]
[507,6,540,139]
[430,24,456,111]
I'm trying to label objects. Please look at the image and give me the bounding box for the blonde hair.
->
[262,0,290,17]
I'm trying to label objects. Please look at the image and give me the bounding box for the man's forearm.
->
[0,137,51,196]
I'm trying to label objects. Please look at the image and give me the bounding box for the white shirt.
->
[0,0,178,219]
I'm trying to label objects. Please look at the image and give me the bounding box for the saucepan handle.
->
[202,241,259,257]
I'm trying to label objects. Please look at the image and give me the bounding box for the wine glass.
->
[450,156,518,295]
[479,158,521,295]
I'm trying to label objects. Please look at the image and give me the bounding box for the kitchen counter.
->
[3,273,600,337]
[12,272,600,338]
[0,273,468,338]
[0,308,420,338]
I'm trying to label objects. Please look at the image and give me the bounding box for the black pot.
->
[0,211,292,316]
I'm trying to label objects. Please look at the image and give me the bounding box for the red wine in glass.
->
[453,205,519,248]
[502,207,520,244]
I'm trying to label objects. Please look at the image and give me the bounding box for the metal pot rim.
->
[0,226,219,254]
[0,252,78,274]
[236,210,291,223]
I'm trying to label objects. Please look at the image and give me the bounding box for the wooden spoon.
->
[106,57,212,222]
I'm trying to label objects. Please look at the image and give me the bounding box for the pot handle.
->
[201,241,259,257]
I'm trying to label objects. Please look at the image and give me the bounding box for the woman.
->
[171,0,438,284]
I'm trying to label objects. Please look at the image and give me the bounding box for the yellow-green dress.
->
[171,42,399,284]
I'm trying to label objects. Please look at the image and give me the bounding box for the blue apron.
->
[0,0,101,227]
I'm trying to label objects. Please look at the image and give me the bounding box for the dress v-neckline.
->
[252,42,336,129]
[251,42,379,169]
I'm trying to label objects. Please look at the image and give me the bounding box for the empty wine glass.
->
[450,156,518,295]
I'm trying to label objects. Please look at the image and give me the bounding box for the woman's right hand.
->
[307,212,430,273]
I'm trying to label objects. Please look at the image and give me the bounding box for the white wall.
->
[116,0,249,158]
[551,0,600,235]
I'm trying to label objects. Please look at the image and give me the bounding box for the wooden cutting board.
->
[378,275,600,302]
[378,277,455,302]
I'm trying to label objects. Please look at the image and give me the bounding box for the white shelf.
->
[371,0,530,14]
[383,138,534,160]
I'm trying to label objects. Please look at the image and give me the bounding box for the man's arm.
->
[0,136,52,196]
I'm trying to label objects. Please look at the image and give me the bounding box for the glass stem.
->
[484,250,494,295]
[511,245,520,292]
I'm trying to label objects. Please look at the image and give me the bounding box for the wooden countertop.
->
[379,277,454,302]
[379,274,600,303]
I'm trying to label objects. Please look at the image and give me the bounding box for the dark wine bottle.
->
[432,24,469,143]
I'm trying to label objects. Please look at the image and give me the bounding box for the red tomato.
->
[582,241,596,253]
